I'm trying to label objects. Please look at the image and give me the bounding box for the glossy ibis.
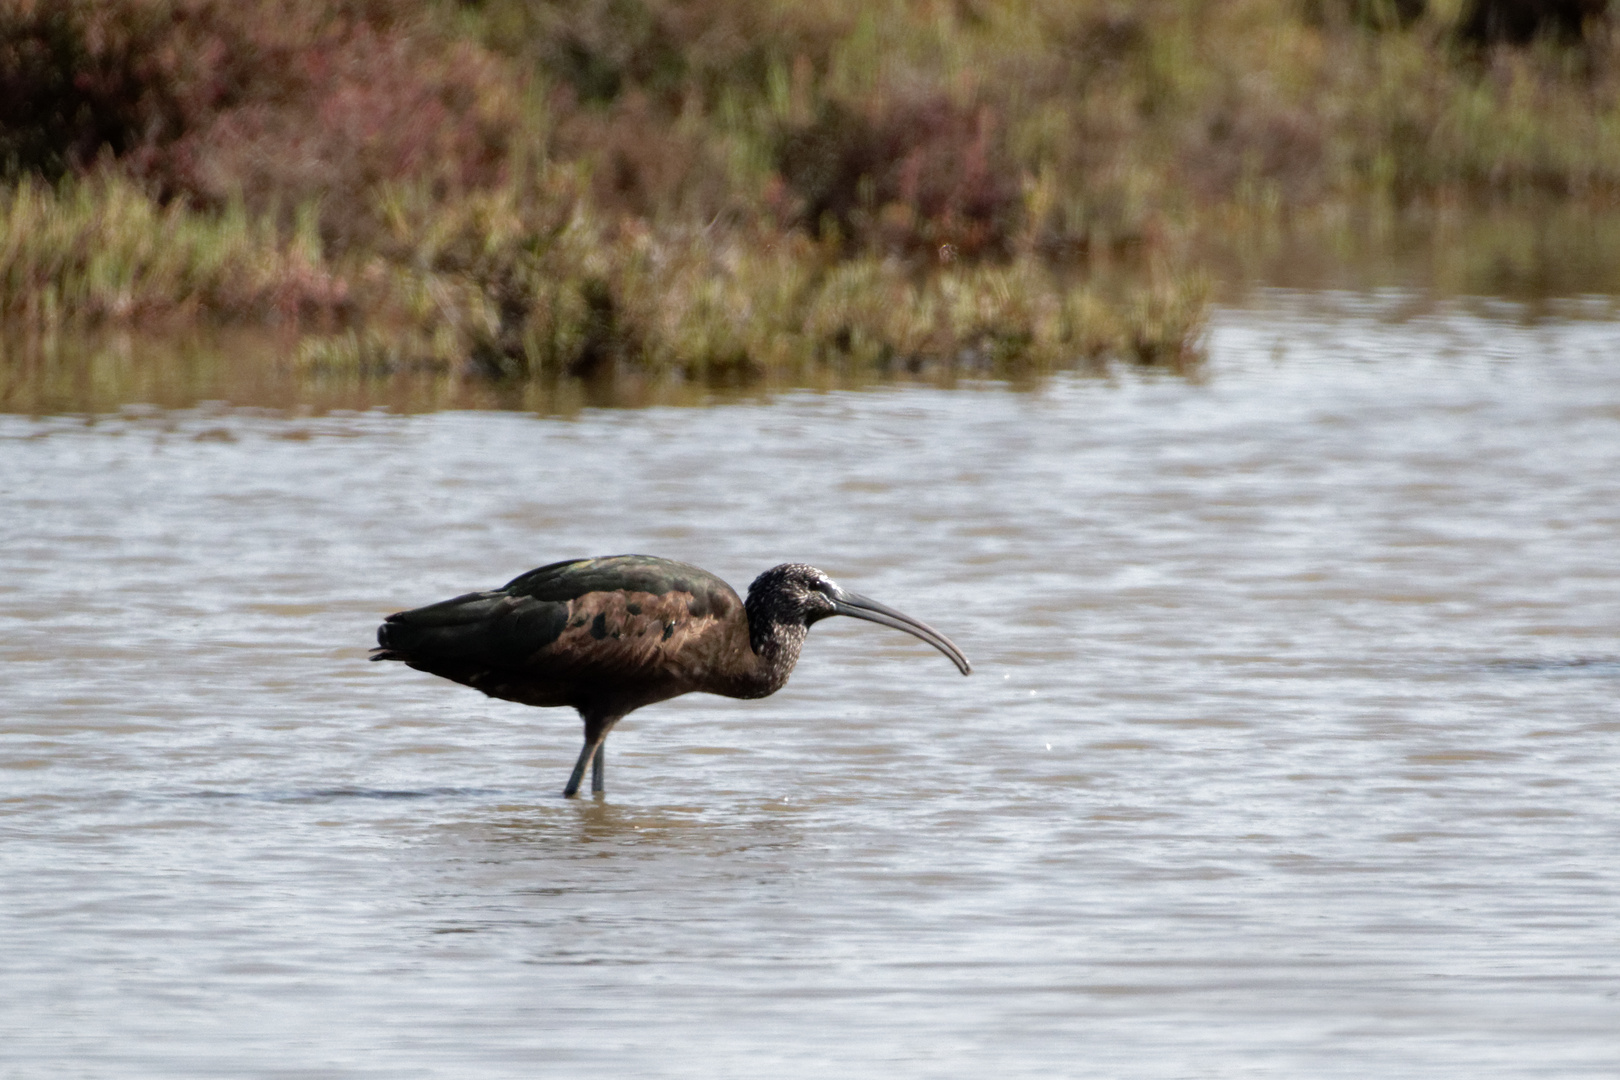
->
[371,555,971,797]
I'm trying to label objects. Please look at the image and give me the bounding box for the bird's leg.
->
[590,716,624,794]
[563,736,601,798]
[564,713,621,798]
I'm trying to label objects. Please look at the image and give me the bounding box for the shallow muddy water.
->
[4,294,1619,1078]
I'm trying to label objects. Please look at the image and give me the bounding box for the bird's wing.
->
[532,586,742,683]
[501,555,733,608]
[498,555,748,680]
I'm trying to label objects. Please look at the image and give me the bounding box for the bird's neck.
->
[722,609,806,700]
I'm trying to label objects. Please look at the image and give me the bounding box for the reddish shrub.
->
[1181,93,1330,206]
[774,92,1023,258]
[165,20,519,248]
[0,0,191,180]
[551,88,730,222]
[0,0,522,248]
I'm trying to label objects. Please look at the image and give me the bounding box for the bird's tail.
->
[370,590,568,667]
[372,590,502,662]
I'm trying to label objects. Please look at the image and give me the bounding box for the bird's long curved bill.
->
[832,592,972,675]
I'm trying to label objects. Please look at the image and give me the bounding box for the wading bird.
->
[371,555,971,797]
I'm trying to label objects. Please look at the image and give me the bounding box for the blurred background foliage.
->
[3,0,1618,387]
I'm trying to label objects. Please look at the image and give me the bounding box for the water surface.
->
[3,295,1619,1077]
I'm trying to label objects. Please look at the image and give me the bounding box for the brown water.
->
[4,294,1619,1078]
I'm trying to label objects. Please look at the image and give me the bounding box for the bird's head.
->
[746,563,841,626]
[746,563,971,675]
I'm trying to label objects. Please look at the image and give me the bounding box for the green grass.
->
[1,177,346,328]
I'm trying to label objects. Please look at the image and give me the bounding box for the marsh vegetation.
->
[4,0,1620,394]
